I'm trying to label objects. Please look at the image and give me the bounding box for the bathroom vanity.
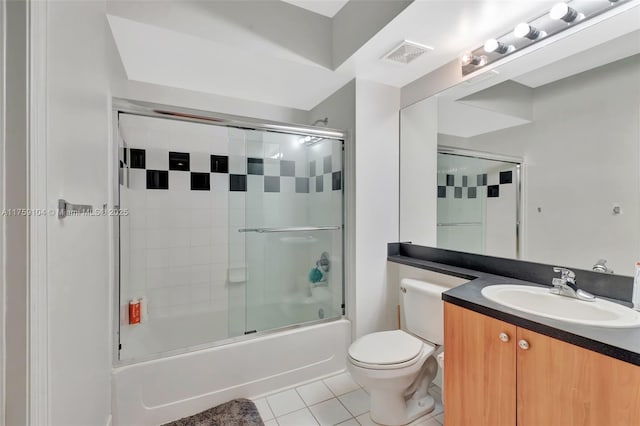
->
[444,303,640,426]
[388,243,640,426]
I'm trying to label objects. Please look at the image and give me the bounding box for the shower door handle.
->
[238,226,341,233]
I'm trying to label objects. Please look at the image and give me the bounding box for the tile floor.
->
[252,371,444,426]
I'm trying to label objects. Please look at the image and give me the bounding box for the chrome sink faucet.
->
[551,267,596,302]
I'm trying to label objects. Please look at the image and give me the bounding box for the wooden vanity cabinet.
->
[444,302,640,426]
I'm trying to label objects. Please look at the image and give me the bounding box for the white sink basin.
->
[481,284,640,328]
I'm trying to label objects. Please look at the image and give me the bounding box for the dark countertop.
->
[388,254,640,367]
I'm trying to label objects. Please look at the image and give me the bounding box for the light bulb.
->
[461,52,488,66]
[514,23,543,40]
[484,39,511,54]
[550,2,579,22]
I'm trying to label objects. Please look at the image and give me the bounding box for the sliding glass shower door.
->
[228,129,344,336]
[116,109,345,363]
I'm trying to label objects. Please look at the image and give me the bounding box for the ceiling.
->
[280,0,349,17]
[106,0,559,111]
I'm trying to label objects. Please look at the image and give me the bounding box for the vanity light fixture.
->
[460,0,630,77]
[514,23,545,40]
[460,52,488,66]
[550,2,582,23]
[483,38,513,54]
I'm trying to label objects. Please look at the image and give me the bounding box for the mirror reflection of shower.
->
[436,151,520,259]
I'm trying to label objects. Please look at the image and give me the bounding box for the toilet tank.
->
[400,278,450,345]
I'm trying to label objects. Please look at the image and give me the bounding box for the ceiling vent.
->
[383,40,434,64]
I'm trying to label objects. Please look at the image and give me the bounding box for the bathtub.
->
[112,318,351,425]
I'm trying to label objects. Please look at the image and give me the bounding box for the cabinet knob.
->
[518,339,530,350]
[499,332,510,343]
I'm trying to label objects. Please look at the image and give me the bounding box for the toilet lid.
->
[348,330,423,365]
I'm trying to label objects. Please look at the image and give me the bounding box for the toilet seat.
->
[348,330,435,370]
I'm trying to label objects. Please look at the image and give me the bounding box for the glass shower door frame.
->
[437,146,523,259]
[111,98,348,366]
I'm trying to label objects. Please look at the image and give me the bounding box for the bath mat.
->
[162,398,264,426]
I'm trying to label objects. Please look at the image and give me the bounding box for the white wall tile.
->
[147,267,171,288]
[229,155,246,174]
[128,169,147,191]
[190,152,210,172]
[169,285,190,306]
[211,173,229,192]
[169,247,191,267]
[146,148,169,170]
[190,227,212,247]
[147,248,170,269]
[168,266,191,287]
[264,159,279,176]
[169,171,190,191]
[190,283,211,303]
[190,265,211,284]
[281,177,295,193]
[189,245,212,265]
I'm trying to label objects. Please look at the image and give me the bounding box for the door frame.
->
[28,0,50,424]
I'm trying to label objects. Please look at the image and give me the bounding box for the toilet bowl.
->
[347,330,438,426]
[347,279,449,426]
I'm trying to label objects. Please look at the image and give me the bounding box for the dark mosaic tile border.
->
[122,148,342,193]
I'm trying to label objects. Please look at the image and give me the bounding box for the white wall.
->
[354,79,400,338]
[309,79,356,328]
[0,1,4,420]
[332,0,412,68]
[107,23,310,126]
[400,97,438,246]
[45,2,112,425]
[443,56,640,274]
[38,3,335,424]
[4,1,28,424]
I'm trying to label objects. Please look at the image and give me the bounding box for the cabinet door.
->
[517,328,640,426]
[444,303,517,426]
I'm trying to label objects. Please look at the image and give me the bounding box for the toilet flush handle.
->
[499,332,510,343]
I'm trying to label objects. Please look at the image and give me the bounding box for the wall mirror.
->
[400,8,640,276]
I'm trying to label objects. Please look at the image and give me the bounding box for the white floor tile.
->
[252,398,274,421]
[297,381,335,406]
[264,420,278,426]
[431,401,443,417]
[277,407,320,426]
[408,414,434,426]
[355,412,376,426]
[323,373,360,396]
[434,413,444,424]
[413,417,441,426]
[336,419,359,426]
[267,389,306,417]
[338,389,369,417]
[308,398,352,426]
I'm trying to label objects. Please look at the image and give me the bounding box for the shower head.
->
[312,117,328,126]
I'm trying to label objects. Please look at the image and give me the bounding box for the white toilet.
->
[347,278,447,426]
